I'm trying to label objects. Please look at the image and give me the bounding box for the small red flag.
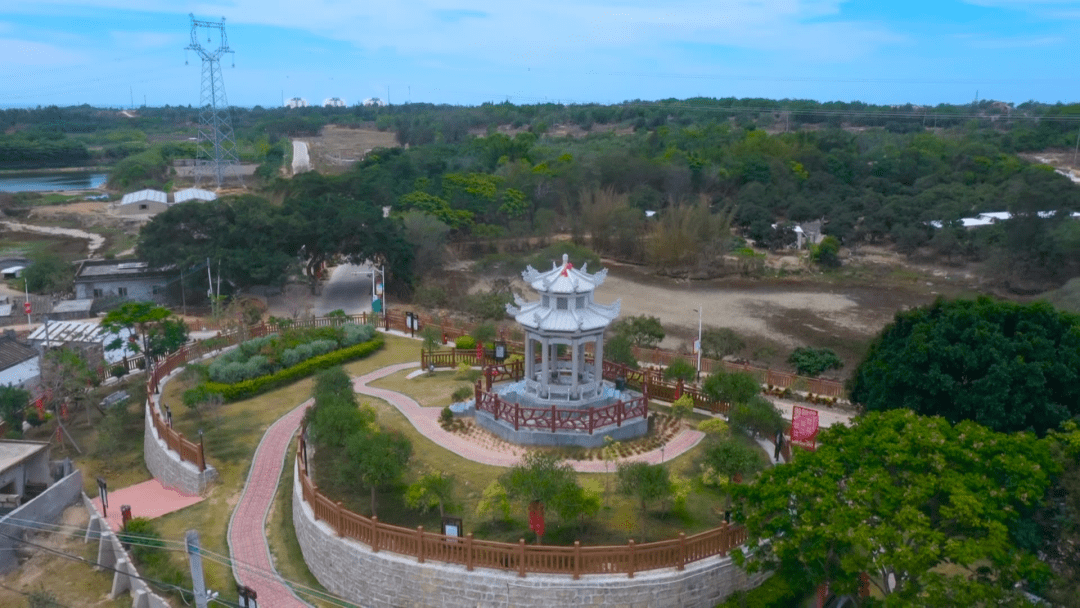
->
[528,501,545,539]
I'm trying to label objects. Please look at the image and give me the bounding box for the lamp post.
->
[692,306,702,382]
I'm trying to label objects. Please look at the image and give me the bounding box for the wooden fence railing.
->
[473,381,648,435]
[296,431,746,578]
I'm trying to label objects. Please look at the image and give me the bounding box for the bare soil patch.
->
[304,125,400,174]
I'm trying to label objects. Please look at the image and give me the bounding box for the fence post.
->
[617,399,623,427]
[371,516,379,552]
[514,402,519,431]
[417,526,425,563]
[466,533,474,571]
[518,538,526,578]
[551,404,557,432]
[678,533,686,571]
[628,539,636,579]
[336,502,344,537]
[573,540,581,580]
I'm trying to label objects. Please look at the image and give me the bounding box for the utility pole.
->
[186,530,209,608]
[693,306,702,382]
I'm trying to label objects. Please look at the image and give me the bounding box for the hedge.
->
[202,335,384,402]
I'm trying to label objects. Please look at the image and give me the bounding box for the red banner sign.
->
[790,405,819,451]
[528,501,545,539]
[23,301,31,314]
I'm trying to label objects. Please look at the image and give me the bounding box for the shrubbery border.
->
[203,335,385,401]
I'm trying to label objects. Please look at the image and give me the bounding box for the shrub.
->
[728,395,785,436]
[202,336,384,401]
[788,347,843,377]
[670,394,694,420]
[663,357,697,383]
[309,339,337,357]
[110,364,128,378]
[451,385,473,402]
[455,335,476,350]
[439,406,454,427]
[698,418,729,434]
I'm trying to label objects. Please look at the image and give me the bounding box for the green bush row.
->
[203,335,384,402]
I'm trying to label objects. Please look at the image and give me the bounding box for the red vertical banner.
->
[476,342,483,364]
[790,405,819,451]
[528,501,545,540]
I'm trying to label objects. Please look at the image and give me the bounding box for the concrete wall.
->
[293,461,765,607]
[143,403,217,495]
[0,465,83,573]
[82,493,171,608]
[75,276,168,304]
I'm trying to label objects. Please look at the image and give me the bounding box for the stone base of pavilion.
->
[468,380,650,448]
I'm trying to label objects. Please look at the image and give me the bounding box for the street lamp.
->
[692,306,702,382]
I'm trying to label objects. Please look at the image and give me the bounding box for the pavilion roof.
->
[521,254,607,295]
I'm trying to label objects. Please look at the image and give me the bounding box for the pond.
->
[0,171,108,192]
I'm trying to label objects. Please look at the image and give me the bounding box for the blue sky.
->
[2,0,1078,109]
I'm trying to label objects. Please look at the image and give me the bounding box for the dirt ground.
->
[0,505,124,607]
[302,125,400,174]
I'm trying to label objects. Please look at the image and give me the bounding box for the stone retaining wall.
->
[293,462,765,607]
[0,465,83,574]
[82,493,171,608]
[143,403,217,495]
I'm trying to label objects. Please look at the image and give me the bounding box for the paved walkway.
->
[352,362,706,472]
[226,401,312,608]
[92,478,203,531]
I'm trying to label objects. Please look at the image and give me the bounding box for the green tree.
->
[604,333,638,369]
[477,481,512,523]
[733,410,1056,606]
[727,396,785,437]
[663,357,697,383]
[1044,422,1080,607]
[23,250,73,295]
[810,235,841,268]
[0,385,29,434]
[616,462,672,541]
[702,370,760,405]
[700,327,745,360]
[787,346,843,377]
[502,451,579,543]
[344,429,412,517]
[100,302,188,372]
[40,347,98,421]
[405,471,455,518]
[612,315,665,348]
[702,437,763,518]
[848,297,1080,435]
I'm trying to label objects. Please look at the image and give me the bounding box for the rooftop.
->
[521,254,608,295]
[0,335,37,371]
[0,440,49,478]
[173,188,217,204]
[120,189,167,206]
[75,259,160,279]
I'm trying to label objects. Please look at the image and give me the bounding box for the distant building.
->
[116,189,168,215]
[26,321,137,367]
[795,220,825,249]
[173,188,217,204]
[363,97,386,107]
[324,97,346,108]
[285,97,308,109]
[73,260,173,306]
[0,330,39,390]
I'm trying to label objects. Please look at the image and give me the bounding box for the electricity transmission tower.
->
[186,14,241,189]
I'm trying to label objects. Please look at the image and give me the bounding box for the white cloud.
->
[109,30,184,50]
[18,0,903,65]
[0,38,89,67]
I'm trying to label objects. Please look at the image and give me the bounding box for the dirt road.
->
[1,220,106,255]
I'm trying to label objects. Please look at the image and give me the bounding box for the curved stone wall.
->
[293,461,766,608]
[143,402,217,494]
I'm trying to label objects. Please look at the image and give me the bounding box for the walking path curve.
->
[352,361,706,472]
[226,401,312,608]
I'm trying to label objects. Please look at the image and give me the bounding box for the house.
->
[116,189,168,215]
[49,299,94,321]
[173,188,217,205]
[73,259,173,306]
[0,330,39,390]
[0,440,82,573]
[26,321,137,367]
[795,220,825,249]
[323,97,346,108]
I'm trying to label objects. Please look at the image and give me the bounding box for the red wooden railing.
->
[296,431,746,578]
[472,381,648,435]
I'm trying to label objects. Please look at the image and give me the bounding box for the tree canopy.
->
[848,297,1080,435]
[733,409,1057,606]
[100,301,188,369]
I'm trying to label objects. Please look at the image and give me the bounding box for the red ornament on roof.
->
[560,262,573,277]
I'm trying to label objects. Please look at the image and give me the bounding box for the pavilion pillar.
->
[571,338,580,399]
[594,334,604,392]
[541,337,550,397]
[525,336,534,381]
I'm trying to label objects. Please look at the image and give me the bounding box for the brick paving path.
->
[353,362,706,472]
[226,401,312,608]
[92,478,203,532]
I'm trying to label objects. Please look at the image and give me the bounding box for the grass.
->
[369,368,469,408]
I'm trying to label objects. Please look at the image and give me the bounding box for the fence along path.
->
[298,375,740,579]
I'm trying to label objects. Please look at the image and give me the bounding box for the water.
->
[0,171,108,193]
